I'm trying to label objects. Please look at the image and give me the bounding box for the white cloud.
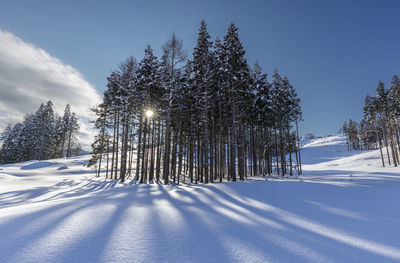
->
[0,29,102,150]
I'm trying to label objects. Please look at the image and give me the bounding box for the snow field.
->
[0,136,399,262]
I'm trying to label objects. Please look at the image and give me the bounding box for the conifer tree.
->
[0,102,81,164]
[86,19,304,183]
[160,33,187,184]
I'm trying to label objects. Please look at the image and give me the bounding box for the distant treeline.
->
[341,75,400,167]
[0,101,80,164]
[89,20,303,183]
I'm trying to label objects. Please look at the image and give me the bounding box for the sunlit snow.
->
[0,136,399,262]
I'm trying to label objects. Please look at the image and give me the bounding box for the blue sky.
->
[1,0,400,137]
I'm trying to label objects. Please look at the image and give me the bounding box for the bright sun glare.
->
[145,110,154,118]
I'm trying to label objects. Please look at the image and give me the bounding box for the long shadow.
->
[56,187,141,263]
[1,179,399,262]
[139,184,233,262]
[161,184,334,261]
[0,182,77,207]
[46,184,231,262]
[164,182,400,262]
[0,179,118,208]
[42,179,118,202]
[159,185,288,260]
[0,184,142,262]
[0,200,93,262]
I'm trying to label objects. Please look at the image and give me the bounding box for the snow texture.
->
[0,136,399,262]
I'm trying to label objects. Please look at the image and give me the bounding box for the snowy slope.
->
[301,136,400,188]
[0,136,399,262]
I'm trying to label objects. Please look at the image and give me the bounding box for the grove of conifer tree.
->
[0,101,81,164]
[341,75,400,167]
[88,20,303,183]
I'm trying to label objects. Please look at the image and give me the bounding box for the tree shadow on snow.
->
[0,180,399,262]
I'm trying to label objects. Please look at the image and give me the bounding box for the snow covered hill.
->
[0,136,399,262]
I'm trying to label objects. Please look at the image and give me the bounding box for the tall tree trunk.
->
[114,110,120,179]
[60,133,66,158]
[171,129,178,183]
[231,106,237,181]
[237,123,244,181]
[196,139,200,184]
[244,129,248,179]
[177,127,184,184]
[227,131,231,181]
[163,108,171,185]
[295,121,302,175]
[149,119,155,181]
[295,144,299,176]
[213,121,217,182]
[66,128,73,158]
[140,118,147,183]
[97,152,102,177]
[209,121,214,183]
[144,119,151,182]
[155,120,162,183]
[111,113,116,179]
[275,127,280,176]
[389,120,398,167]
[383,130,391,166]
[128,125,134,179]
[279,124,285,176]
[136,116,143,180]
[189,137,194,183]
[251,122,257,176]
[219,104,224,182]
[120,116,129,182]
[106,138,110,179]
[374,121,385,167]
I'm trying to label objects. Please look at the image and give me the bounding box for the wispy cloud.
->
[0,29,102,150]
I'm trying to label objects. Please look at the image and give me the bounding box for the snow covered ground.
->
[0,136,399,262]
